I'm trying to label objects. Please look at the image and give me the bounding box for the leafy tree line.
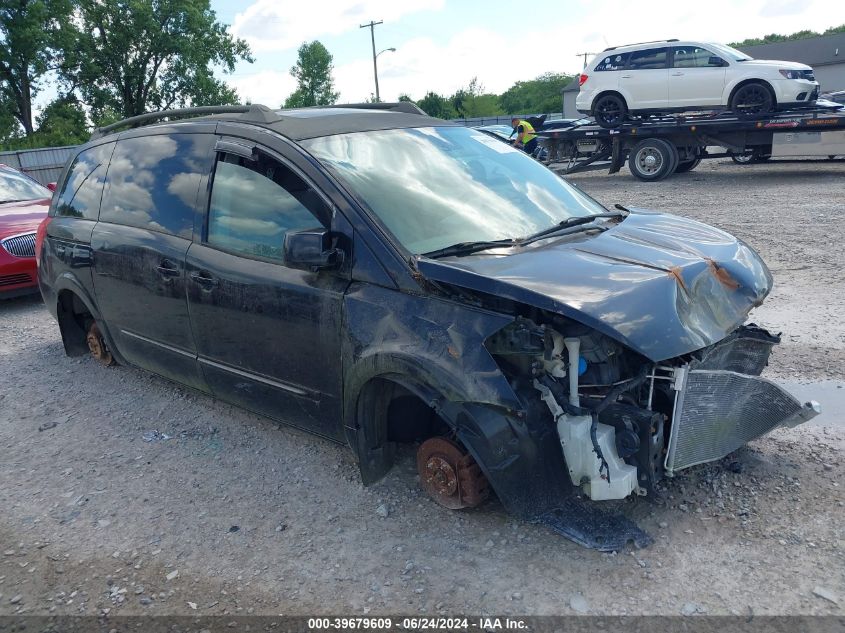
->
[404,73,575,120]
[1,0,252,150]
[730,24,844,48]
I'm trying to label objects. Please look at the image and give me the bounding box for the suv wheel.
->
[628,138,678,181]
[730,82,774,117]
[593,94,627,128]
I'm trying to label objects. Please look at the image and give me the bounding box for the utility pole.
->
[575,52,596,69]
[360,20,384,101]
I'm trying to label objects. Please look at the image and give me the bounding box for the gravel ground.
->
[1,158,843,618]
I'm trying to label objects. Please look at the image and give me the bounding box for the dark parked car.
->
[0,164,52,298]
[38,103,819,550]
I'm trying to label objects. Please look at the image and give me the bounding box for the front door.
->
[619,46,670,111]
[92,131,216,390]
[669,46,728,108]
[185,140,349,439]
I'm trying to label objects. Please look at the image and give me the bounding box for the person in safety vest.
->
[510,117,538,155]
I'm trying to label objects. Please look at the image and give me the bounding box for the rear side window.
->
[53,142,115,219]
[594,53,630,71]
[628,47,668,70]
[99,133,215,239]
[206,152,328,262]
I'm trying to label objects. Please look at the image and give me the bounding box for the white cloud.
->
[232,0,445,52]
[228,70,298,108]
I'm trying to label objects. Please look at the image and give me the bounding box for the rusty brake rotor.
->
[416,437,489,510]
[86,322,114,366]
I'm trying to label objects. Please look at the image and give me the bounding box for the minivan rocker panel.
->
[37,104,819,551]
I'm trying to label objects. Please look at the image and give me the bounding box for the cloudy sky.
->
[213,0,845,107]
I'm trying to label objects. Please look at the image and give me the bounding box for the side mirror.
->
[283,228,344,272]
[709,56,727,67]
[47,182,57,192]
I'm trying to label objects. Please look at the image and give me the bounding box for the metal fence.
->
[453,113,568,127]
[0,145,76,186]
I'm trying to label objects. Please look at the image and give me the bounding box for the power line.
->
[575,52,596,69]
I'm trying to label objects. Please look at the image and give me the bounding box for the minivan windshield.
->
[708,43,752,62]
[304,126,606,254]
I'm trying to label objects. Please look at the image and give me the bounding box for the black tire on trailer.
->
[675,157,701,173]
[628,138,678,181]
[731,152,754,164]
[592,93,628,129]
[730,81,775,118]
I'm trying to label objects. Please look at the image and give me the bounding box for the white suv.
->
[576,39,820,128]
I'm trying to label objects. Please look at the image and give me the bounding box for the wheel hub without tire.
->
[86,322,114,366]
[417,437,489,509]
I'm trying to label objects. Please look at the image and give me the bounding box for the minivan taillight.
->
[579,73,589,87]
[35,216,51,267]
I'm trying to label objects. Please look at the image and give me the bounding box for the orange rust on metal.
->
[86,322,114,366]
[705,258,741,290]
[447,345,460,359]
[416,437,489,510]
[667,266,687,291]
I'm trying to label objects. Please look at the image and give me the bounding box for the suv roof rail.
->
[90,104,277,140]
[603,38,679,51]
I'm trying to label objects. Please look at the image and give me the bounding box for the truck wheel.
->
[730,82,774,117]
[593,94,627,129]
[628,138,678,181]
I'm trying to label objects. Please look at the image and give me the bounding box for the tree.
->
[34,95,88,146]
[417,92,455,119]
[450,78,503,118]
[61,0,252,120]
[283,41,339,108]
[731,24,845,47]
[499,73,574,114]
[0,0,71,135]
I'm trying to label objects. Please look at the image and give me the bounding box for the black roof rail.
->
[603,38,679,51]
[90,104,277,140]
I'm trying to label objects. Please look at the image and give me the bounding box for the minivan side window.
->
[53,142,115,219]
[206,152,329,262]
[627,47,668,70]
[99,133,215,239]
[673,47,723,68]
[594,53,630,71]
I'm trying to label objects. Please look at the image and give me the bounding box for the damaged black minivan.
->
[38,103,819,550]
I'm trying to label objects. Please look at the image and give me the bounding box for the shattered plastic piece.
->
[142,430,171,442]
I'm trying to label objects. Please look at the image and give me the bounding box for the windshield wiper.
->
[422,238,516,259]
[422,210,629,260]
[519,211,626,246]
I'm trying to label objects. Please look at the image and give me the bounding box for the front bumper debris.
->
[665,366,820,476]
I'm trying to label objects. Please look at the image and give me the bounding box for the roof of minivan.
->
[91,104,457,143]
[233,107,457,141]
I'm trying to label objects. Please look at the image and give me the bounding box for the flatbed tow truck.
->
[538,103,845,181]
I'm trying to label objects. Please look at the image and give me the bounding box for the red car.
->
[0,164,52,298]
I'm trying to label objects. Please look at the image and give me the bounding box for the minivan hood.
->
[416,211,772,362]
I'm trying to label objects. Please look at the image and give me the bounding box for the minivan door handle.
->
[156,259,181,277]
[621,74,632,79]
[190,271,219,289]
[671,71,684,76]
